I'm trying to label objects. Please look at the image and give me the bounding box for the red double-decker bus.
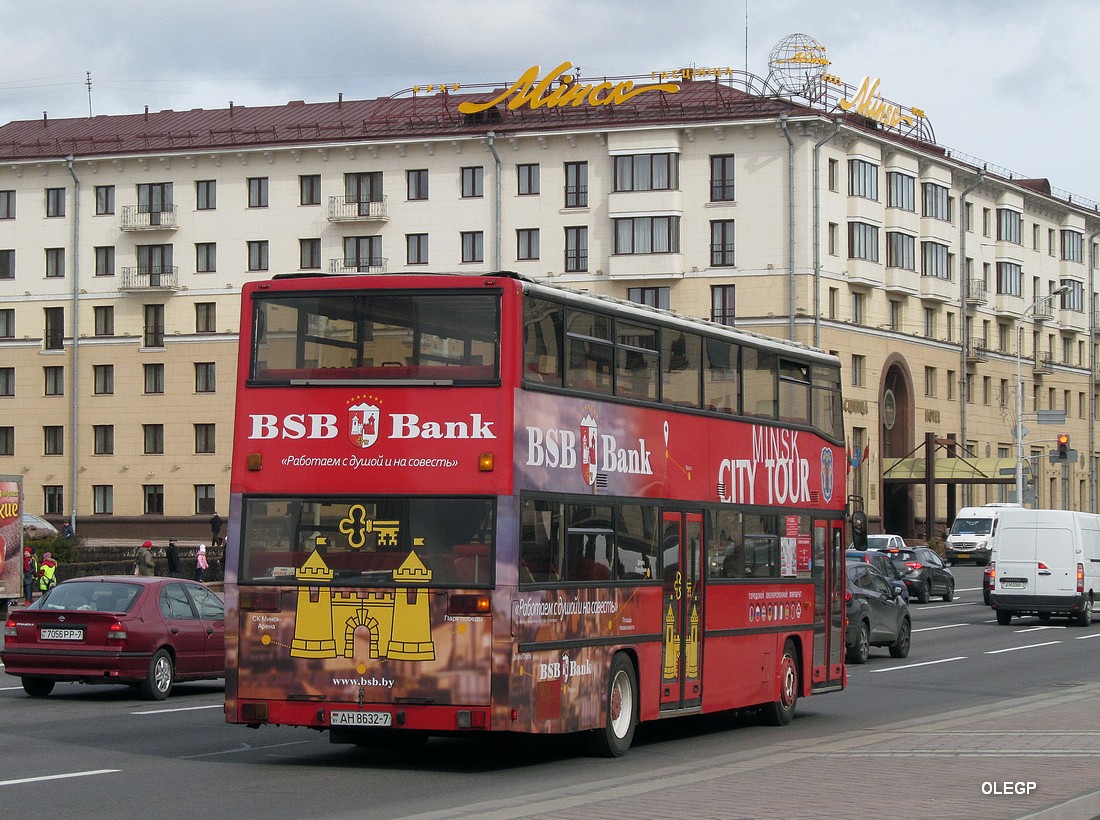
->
[225,272,847,755]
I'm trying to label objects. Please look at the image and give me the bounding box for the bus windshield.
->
[250,290,500,383]
[240,496,495,586]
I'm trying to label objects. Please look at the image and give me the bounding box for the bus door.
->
[659,511,703,711]
[811,519,845,691]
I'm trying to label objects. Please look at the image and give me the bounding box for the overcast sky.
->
[2,1,1097,203]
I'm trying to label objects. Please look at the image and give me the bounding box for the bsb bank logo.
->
[526,412,653,484]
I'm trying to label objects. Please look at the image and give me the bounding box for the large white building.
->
[0,48,1096,539]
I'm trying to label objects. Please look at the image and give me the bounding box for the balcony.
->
[329,258,388,275]
[120,205,178,231]
[966,338,988,364]
[918,274,954,303]
[1031,300,1054,322]
[119,266,179,292]
[883,267,918,296]
[965,279,987,307]
[327,196,388,222]
[1033,351,1055,375]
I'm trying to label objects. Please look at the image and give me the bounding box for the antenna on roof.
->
[86,71,93,118]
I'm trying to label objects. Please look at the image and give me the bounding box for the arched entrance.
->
[879,356,914,536]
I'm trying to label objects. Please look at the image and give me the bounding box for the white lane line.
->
[985,641,1062,654]
[1075,632,1100,640]
[180,740,313,759]
[0,770,120,787]
[870,656,967,672]
[131,703,223,715]
[0,686,26,691]
[912,623,969,632]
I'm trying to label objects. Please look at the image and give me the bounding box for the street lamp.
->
[1015,284,1071,505]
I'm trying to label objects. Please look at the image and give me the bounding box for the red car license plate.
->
[40,628,84,641]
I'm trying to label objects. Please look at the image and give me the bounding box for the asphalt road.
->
[2,565,1098,819]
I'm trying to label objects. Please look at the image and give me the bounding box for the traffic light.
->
[1057,434,1070,462]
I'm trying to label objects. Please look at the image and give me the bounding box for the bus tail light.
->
[1078,563,1085,594]
[449,594,491,615]
[456,709,488,729]
[241,701,269,722]
[240,589,281,612]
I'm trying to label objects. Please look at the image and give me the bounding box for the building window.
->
[710,154,735,201]
[0,190,14,219]
[93,485,113,514]
[144,363,164,394]
[886,172,915,211]
[0,367,13,396]
[711,285,736,325]
[44,307,64,350]
[614,153,678,192]
[1061,230,1084,263]
[517,228,539,261]
[996,262,1022,296]
[564,162,588,208]
[851,355,865,387]
[138,183,173,222]
[195,423,216,454]
[828,158,839,192]
[143,424,164,455]
[93,425,114,455]
[195,485,216,515]
[196,242,216,273]
[1059,279,1084,312]
[848,159,878,200]
[0,426,13,456]
[827,223,838,256]
[299,238,321,270]
[847,222,879,262]
[0,249,12,279]
[886,232,916,270]
[95,185,115,215]
[299,174,321,206]
[143,485,164,515]
[247,177,269,208]
[614,216,680,254]
[889,300,902,331]
[44,366,64,396]
[46,187,66,217]
[407,169,428,201]
[852,292,865,324]
[0,308,13,337]
[924,366,936,397]
[517,164,539,195]
[143,304,164,348]
[44,486,64,515]
[345,172,382,211]
[565,226,588,272]
[196,180,216,210]
[195,302,216,333]
[195,362,216,393]
[710,220,735,266]
[94,246,115,277]
[924,307,936,338]
[44,425,64,456]
[406,234,428,265]
[343,235,381,271]
[921,183,950,221]
[137,244,172,285]
[461,166,484,198]
[247,240,269,272]
[997,208,1022,244]
[461,231,484,263]
[93,364,114,395]
[628,287,670,310]
[921,241,950,279]
[46,248,65,278]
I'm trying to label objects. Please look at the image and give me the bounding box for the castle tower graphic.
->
[290,548,436,663]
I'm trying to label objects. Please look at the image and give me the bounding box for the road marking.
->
[870,656,967,672]
[985,641,1062,654]
[131,703,223,715]
[0,686,26,691]
[913,623,969,632]
[918,602,974,609]
[0,770,120,787]
[1074,632,1100,640]
[1016,625,1067,632]
[180,740,313,759]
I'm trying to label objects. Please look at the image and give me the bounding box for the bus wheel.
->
[589,654,637,757]
[761,640,799,726]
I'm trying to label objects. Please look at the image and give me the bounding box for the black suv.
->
[845,562,912,664]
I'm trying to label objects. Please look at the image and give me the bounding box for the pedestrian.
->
[23,546,38,605]
[136,540,155,576]
[195,543,209,582]
[166,539,182,578]
[209,512,224,547]
[37,552,58,593]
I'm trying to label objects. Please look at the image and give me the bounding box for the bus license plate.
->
[330,710,392,727]
[1000,581,1026,589]
[40,628,83,641]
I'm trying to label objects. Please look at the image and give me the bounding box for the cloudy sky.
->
[2,1,1097,202]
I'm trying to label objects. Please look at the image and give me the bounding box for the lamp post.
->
[1015,285,1071,505]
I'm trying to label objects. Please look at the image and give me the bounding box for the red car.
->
[2,576,224,700]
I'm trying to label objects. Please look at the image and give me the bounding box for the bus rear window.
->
[250,291,500,383]
[240,497,495,586]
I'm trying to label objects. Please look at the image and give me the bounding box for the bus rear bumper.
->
[233,699,493,735]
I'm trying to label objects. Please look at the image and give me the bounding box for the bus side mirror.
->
[852,511,867,550]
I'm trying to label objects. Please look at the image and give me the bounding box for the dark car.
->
[844,562,911,664]
[881,546,955,603]
[846,549,909,602]
[1,576,224,700]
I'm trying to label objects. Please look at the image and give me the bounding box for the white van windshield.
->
[950,517,992,536]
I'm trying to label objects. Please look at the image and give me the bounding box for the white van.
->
[945,503,1020,566]
[987,508,1100,626]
